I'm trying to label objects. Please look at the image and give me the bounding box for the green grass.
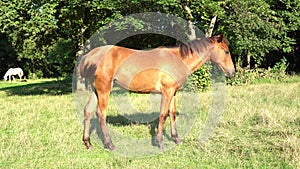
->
[0,76,299,168]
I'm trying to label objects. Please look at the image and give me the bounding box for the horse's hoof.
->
[86,145,93,150]
[83,139,93,150]
[173,137,182,144]
[104,142,115,151]
[155,136,165,151]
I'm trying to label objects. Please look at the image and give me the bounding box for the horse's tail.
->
[3,73,8,81]
[3,69,11,81]
[73,55,83,92]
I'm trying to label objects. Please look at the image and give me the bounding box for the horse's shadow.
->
[89,112,176,147]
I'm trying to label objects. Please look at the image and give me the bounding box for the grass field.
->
[0,77,299,168]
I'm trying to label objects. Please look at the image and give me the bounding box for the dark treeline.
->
[0,0,299,78]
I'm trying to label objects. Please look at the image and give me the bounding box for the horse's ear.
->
[216,34,224,43]
[179,43,190,57]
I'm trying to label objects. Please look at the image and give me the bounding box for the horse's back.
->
[16,67,23,72]
[8,67,23,73]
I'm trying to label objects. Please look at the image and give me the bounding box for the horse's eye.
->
[224,50,230,55]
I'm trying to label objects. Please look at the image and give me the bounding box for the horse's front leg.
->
[169,95,181,144]
[156,88,176,151]
[95,83,115,151]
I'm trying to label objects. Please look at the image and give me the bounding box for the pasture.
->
[0,77,299,168]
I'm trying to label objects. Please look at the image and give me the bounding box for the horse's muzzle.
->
[225,69,235,77]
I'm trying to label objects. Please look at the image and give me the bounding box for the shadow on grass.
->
[0,79,72,96]
[88,112,180,148]
[90,114,159,147]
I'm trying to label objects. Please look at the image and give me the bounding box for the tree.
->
[0,0,59,77]
[1,0,298,79]
[267,0,300,71]
[221,0,276,67]
[0,33,19,76]
[220,0,299,69]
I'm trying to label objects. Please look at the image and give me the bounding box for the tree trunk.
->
[77,6,92,57]
[246,51,251,68]
[205,16,217,37]
[182,2,196,40]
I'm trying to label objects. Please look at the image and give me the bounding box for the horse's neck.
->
[188,51,211,73]
[170,47,211,73]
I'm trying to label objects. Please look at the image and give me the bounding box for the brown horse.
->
[75,34,235,151]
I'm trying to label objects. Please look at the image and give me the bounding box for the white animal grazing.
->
[3,67,24,81]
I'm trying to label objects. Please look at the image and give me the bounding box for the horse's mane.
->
[179,37,213,57]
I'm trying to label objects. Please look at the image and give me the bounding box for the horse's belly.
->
[114,68,180,93]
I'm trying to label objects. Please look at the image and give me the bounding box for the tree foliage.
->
[0,0,299,78]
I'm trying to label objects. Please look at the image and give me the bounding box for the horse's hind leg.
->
[169,95,181,144]
[83,91,97,149]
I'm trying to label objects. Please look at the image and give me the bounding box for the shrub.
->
[226,58,289,85]
[183,64,211,91]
